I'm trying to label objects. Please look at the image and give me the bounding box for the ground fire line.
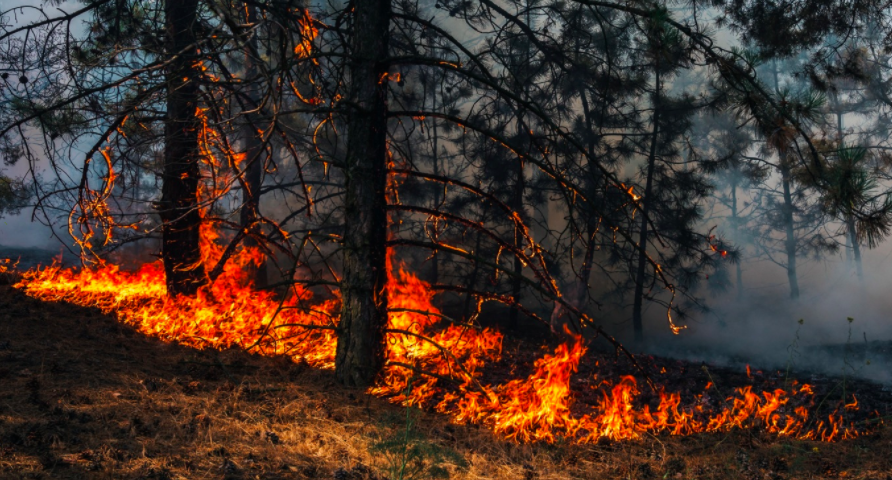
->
[0,253,875,443]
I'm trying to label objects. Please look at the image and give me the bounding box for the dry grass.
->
[1,283,891,479]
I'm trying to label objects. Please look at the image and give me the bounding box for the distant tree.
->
[629,17,708,342]
[715,0,892,282]
[816,144,892,279]
[696,110,768,299]
[0,173,26,219]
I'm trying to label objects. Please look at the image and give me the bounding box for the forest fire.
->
[7,247,871,444]
[6,1,892,477]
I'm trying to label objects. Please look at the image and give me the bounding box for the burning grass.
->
[5,252,884,444]
[1,284,892,479]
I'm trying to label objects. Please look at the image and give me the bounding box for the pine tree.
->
[334,0,391,388]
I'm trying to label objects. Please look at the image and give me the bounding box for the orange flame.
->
[5,95,872,443]
[11,252,870,443]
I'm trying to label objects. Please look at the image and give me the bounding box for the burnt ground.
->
[2,281,892,479]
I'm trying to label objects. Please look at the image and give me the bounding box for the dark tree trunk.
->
[462,229,483,321]
[335,0,391,388]
[577,89,599,310]
[731,180,743,298]
[632,69,660,344]
[429,64,440,286]
[240,3,267,288]
[847,215,863,280]
[508,156,525,330]
[578,220,597,309]
[770,61,799,300]
[780,164,800,299]
[508,1,533,330]
[631,138,657,344]
[160,0,207,297]
[836,110,857,270]
[836,109,854,266]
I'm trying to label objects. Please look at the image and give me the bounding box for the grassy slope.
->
[0,282,891,480]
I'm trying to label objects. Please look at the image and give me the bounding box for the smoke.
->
[641,245,892,384]
[0,211,56,248]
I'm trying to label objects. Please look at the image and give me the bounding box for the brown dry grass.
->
[1,283,891,479]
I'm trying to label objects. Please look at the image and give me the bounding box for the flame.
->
[10,251,871,443]
[293,16,318,60]
[4,100,873,444]
[709,243,728,257]
[618,182,641,202]
[11,5,870,442]
[379,72,402,84]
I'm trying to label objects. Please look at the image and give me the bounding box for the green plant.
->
[371,379,467,480]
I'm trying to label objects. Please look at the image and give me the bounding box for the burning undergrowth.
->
[2,246,886,444]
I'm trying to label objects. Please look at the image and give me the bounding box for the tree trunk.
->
[837,110,854,266]
[780,164,800,299]
[508,156,525,330]
[335,0,391,388]
[429,67,440,286]
[577,89,599,310]
[632,69,660,344]
[771,61,799,300]
[847,215,863,280]
[240,3,268,288]
[160,0,207,297]
[578,220,597,309]
[731,180,743,298]
[462,229,483,321]
[508,1,533,331]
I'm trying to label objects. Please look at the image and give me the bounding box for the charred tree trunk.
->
[780,163,800,299]
[335,0,391,388]
[240,4,268,288]
[578,218,597,309]
[429,70,440,286]
[508,2,533,331]
[632,68,660,344]
[159,0,207,297]
[508,155,525,330]
[462,229,483,321]
[577,89,599,310]
[731,179,743,298]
